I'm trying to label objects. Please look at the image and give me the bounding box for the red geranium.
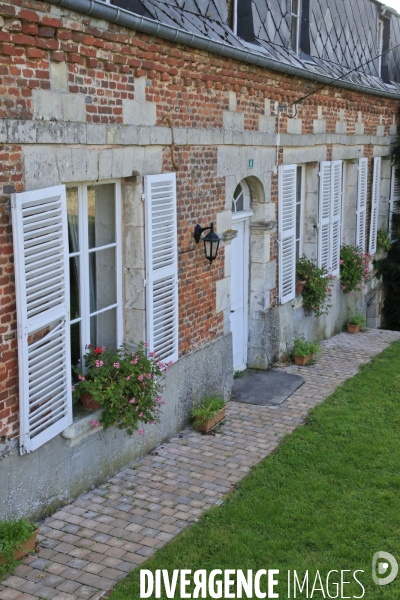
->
[94,347,102,354]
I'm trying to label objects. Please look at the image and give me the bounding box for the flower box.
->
[0,528,39,566]
[195,407,226,433]
[294,354,312,366]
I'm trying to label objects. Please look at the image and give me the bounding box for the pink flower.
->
[149,351,156,357]
[168,360,174,367]
[129,398,135,404]
[138,375,144,381]
[349,291,354,296]
[339,259,344,264]
[78,375,86,381]
[137,429,144,435]
[90,420,100,428]
[101,346,106,352]
[71,386,75,392]
[113,362,120,369]
[155,396,162,403]
[126,376,131,381]
[148,420,153,425]
[162,401,166,405]
[143,342,149,348]
[146,373,152,379]
[139,412,143,417]
[135,406,139,411]
[95,360,104,368]
[158,361,165,369]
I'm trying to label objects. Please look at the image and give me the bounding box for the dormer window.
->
[291,0,301,54]
[233,0,256,43]
[377,16,390,82]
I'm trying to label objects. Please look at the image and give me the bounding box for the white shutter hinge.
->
[11,194,16,209]
[18,324,23,339]
[143,278,147,287]
[141,194,145,202]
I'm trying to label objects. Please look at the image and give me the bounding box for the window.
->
[291,0,301,54]
[233,0,256,43]
[318,161,343,275]
[67,182,122,375]
[232,181,251,213]
[377,18,384,75]
[377,17,390,82]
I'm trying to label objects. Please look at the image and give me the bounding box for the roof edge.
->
[46,0,400,101]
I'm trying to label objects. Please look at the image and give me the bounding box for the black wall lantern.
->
[194,222,220,265]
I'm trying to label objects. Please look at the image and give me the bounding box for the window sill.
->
[61,409,103,447]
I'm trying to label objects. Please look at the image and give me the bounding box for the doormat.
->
[231,369,304,407]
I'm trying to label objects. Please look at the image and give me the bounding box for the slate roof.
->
[111,0,400,95]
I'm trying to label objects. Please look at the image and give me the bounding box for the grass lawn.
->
[111,341,400,599]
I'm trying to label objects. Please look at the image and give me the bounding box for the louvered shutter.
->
[278,165,297,304]
[389,165,400,241]
[318,161,331,270]
[145,173,178,364]
[356,158,368,251]
[12,185,72,454]
[331,161,342,276]
[369,157,381,255]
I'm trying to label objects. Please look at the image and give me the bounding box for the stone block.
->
[125,225,145,270]
[50,61,68,91]
[0,119,6,142]
[216,210,232,234]
[64,122,86,144]
[71,148,87,181]
[228,91,236,111]
[87,123,106,145]
[251,233,270,263]
[313,120,326,134]
[332,145,363,160]
[216,277,230,313]
[287,118,302,134]
[86,150,99,181]
[143,147,162,175]
[98,149,113,179]
[283,145,327,164]
[150,126,171,145]
[223,111,244,130]
[140,102,157,126]
[376,125,385,136]
[23,146,60,191]
[123,99,141,125]
[8,120,36,143]
[56,147,74,182]
[37,121,63,144]
[138,126,150,146]
[107,126,123,145]
[335,121,347,134]
[124,125,138,145]
[124,266,146,310]
[32,89,63,121]
[122,180,144,227]
[62,94,86,123]
[355,122,365,135]
[135,76,146,102]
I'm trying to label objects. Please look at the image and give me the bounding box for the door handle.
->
[230,309,235,313]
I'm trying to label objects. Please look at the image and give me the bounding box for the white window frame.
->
[318,160,343,276]
[291,0,302,54]
[295,164,304,258]
[369,157,381,256]
[233,0,238,35]
[68,180,123,370]
[278,164,297,304]
[377,18,384,76]
[356,157,368,251]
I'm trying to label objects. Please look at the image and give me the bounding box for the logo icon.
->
[372,551,398,586]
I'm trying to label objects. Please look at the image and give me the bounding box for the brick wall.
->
[0,0,398,441]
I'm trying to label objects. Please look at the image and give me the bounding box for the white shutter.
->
[331,160,342,276]
[369,157,381,255]
[278,165,297,304]
[389,165,400,240]
[318,161,331,270]
[11,185,72,454]
[356,158,368,251]
[145,173,178,364]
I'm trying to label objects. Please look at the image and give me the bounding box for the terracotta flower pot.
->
[195,407,226,433]
[296,280,306,295]
[81,393,101,410]
[347,323,360,334]
[0,528,39,566]
[294,354,312,366]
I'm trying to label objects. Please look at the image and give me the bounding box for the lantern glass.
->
[203,231,220,264]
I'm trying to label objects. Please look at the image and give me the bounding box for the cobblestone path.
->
[1,329,399,600]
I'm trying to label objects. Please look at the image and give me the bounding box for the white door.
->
[230,214,250,371]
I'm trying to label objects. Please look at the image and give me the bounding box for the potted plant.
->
[347,309,366,333]
[339,245,369,294]
[192,396,226,433]
[293,338,320,366]
[296,256,312,295]
[72,342,169,435]
[0,519,39,573]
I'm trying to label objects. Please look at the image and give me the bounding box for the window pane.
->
[90,308,117,349]
[89,247,117,313]
[70,256,80,320]
[70,321,81,375]
[67,187,79,253]
[88,184,116,249]
[233,184,244,212]
[296,201,301,241]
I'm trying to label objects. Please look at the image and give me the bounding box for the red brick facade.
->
[0,0,398,442]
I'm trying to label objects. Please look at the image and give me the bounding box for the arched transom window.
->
[232,181,251,213]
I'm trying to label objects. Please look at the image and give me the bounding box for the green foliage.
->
[296,256,332,316]
[377,229,392,252]
[0,519,36,578]
[293,337,320,357]
[111,341,400,600]
[339,244,369,294]
[348,309,366,327]
[73,342,169,435]
[192,396,225,428]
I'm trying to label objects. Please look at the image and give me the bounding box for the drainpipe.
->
[46,0,400,101]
